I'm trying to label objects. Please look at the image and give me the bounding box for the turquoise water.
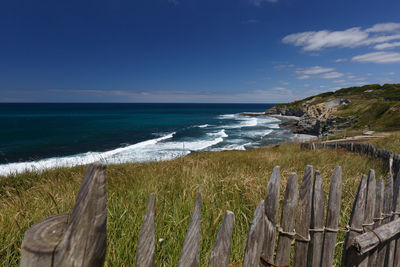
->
[0,103,297,176]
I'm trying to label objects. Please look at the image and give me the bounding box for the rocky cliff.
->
[266,98,355,136]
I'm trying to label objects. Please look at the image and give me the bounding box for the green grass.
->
[0,142,391,266]
[369,132,400,154]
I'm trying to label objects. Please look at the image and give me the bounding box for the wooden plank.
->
[347,217,400,256]
[261,166,281,265]
[293,165,313,267]
[369,178,385,266]
[321,166,342,267]
[392,170,400,267]
[275,173,298,266]
[135,193,156,267]
[342,174,367,267]
[20,213,70,267]
[21,164,108,267]
[209,210,235,267]
[376,173,394,267]
[243,200,265,267]
[54,163,107,267]
[308,170,325,267]
[178,191,202,267]
[359,170,376,267]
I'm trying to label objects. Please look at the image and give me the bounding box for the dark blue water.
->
[0,103,297,176]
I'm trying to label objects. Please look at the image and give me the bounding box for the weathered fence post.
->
[209,210,234,267]
[243,200,265,267]
[177,191,202,267]
[20,163,107,267]
[261,166,280,266]
[376,173,394,267]
[135,193,156,267]
[346,217,400,258]
[308,170,325,267]
[343,174,367,266]
[359,170,376,267]
[275,173,298,266]
[293,165,313,267]
[321,166,342,267]
[369,177,384,265]
[392,171,400,267]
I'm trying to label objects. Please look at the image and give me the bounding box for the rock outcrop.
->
[266,98,355,136]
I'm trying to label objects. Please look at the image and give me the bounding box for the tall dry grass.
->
[0,143,389,266]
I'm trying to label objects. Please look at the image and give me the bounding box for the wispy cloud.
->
[47,88,295,103]
[249,0,278,6]
[335,58,347,62]
[374,42,400,50]
[352,51,400,63]
[296,66,334,75]
[320,72,344,79]
[282,22,400,51]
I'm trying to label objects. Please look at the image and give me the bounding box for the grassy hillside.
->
[276,83,400,132]
[0,143,389,266]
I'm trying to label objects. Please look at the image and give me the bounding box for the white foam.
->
[0,132,228,177]
[243,129,273,138]
[0,132,175,177]
[207,129,228,138]
[268,124,280,129]
[197,124,211,128]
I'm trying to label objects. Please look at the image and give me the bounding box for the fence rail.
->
[20,160,400,266]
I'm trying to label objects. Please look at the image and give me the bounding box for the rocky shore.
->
[265,98,355,137]
[242,98,355,137]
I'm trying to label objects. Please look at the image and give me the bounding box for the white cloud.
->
[320,72,344,79]
[335,58,347,62]
[374,42,400,50]
[366,23,400,33]
[297,75,310,80]
[352,51,400,64]
[249,0,277,6]
[48,88,294,103]
[283,22,400,51]
[296,66,334,75]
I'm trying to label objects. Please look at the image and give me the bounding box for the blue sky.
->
[1,0,399,103]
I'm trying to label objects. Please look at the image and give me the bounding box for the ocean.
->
[0,103,305,176]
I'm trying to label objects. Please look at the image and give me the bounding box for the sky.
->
[1,0,400,103]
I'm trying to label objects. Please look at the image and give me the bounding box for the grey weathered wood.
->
[275,173,298,266]
[293,165,313,267]
[178,191,202,267]
[135,193,156,267]
[209,210,234,267]
[347,217,400,256]
[309,170,325,267]
[376,173,394,267]
[20,213,70,267]
[21,163,107,267]
[359,170,376,267]
[243,200,265,267]
[343,174,367,267]
[261,166,280,265]
[392,170,400,267]
[321,166,342,267]
[369,178,384,266]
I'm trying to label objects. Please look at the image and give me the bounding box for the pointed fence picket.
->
[20,161,400,267]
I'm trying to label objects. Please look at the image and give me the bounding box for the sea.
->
[0,103,310,176]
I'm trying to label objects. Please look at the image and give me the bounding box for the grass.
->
[0,142,391,266]
[369,131,400,154]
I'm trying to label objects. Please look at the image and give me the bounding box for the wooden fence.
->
[20,163,400,267]
[300,141,400,178]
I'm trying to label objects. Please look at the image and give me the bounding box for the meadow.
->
[0,141,391,266]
